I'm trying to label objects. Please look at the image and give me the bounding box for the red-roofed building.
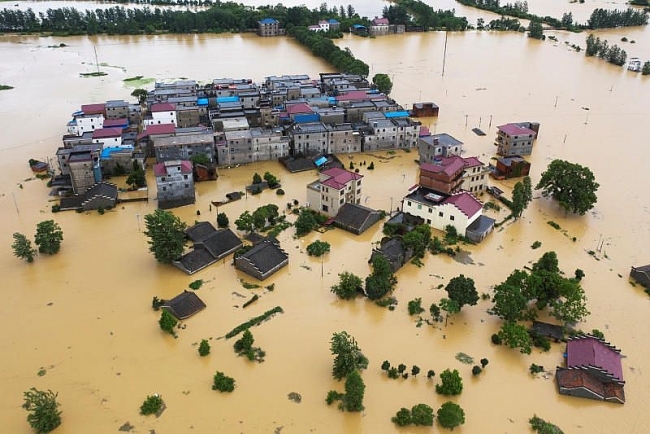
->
[285,102,313,116]
[419,156,488,195]
[154,160,195,209]
[103,118,129,129]
[556,335,625,404]
[144,103,177,127]
[335,90,385,103]
[92,127,123,147]
[495,122,538,156]
[81,103,106,115]
[306,167,364,217]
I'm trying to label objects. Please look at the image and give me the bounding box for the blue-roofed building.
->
[258,18,284,37]
[216,96,240,104]
[351,24,368,35]
[197,97,209,106]
[384,111,410,119]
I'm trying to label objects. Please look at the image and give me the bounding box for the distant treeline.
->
[456,0,648,30]
[0,2,368,34]
[585,34,627,66]
[383,0,469,30]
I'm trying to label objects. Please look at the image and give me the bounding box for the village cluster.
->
[46,71,631,407]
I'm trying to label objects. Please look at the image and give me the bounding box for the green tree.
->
[198,339,210,356]
[252,172,262,184]
[263,171,279,188]
[143,209,187,263]
[372,73,393,95]
[490,269,530,322]
[498,321,532,354]
[528,20,544,39]
[437,401,465,430]
[131,88,147,105]
[435,369,463,395]
[22,388,61,434]
[429,302,442,321]
[235,211,254,232]
[190,153,210,165]
[381,360,391,371]
[306,240,331,257]
[411,403,435,426]
[365,254,398,300]
[294,208,318,236]
[159,309,178,337]
[472,365,483,375]
[34,220,63,255]
[532,251,559,274]
[140,394,163,415]
[549,277,589,324]
[407,298,424,315]
[642,61,650,75]
[331,272,363,300]
[212,371,235,392]
[12,232,37,263]
[511,177,532,219]
[445,274,478,310]
[126,160,146,188]
[402,224,432,259]
[342,370,365,411]
[411,365,421,377]
[392,407,413,426]
[330,331,368,380]
[529,415,564,434]
[535,159,599,215]
[217,212,229,228]
[439,298,460,325]
[233,329,254,354]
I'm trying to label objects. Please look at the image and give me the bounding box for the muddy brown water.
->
[1,2,650,432]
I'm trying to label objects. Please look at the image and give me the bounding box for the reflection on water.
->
[1,13,650,433]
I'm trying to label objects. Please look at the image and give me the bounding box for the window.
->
[322,204,329,212]
[340,198,344,204]
[450,215,455,221]
[162,187,167,191]
[184,175,188,180]
[161,177,166,182]
[407,201,411,206]
[439,212,443,217]
[185,184,189,188]
[427,219,431,224]
[428,208,432,213]
[417,204,422,210]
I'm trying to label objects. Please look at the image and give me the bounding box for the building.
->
[326,123,361,154]
[402,186,486,236]
[258,18,284,36]
[369,237,414,272]
[219,129,253,165]
[418,133,463,163]
[290,122,329,156]
[495,123,538,156]
[67,106,104,136]
[59,181,118,212]
[153,132,215,163]
[419,159,465,195]
[491,155,531,179]
[332,203,382,235]
[306,167,363,217]
[162,291,206,319]
[630,264,650,288]
[235,238,289,281]
[460,157,489,194]
[92,127,123,148]
[173,222,242,274]
[68,149,102,194]
[411,102,439,117]
[144,103,177,127]
[154,160,195,209]
[250,127,290,162]
[556,335,625,404]
[370,17,390,35]
[105,100,130,119]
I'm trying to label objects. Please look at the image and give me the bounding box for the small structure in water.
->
[162,291,206,320]
[628,57,642,73]
[630,264,650,287]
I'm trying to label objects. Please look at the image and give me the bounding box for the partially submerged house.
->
[556,335,625,404]
[333,203,382,235]
[490,155,531,179]
[411,102,439,117]
[630,264,650,288]
[369,237,414,272]
[531,321,564,342]
[162,290,206,320]
[494,122,539,157]
[235,238,289,281]
[307,167,363,217]
[59,181,118,211]
[173,222,242,275]
[154,159,195,209]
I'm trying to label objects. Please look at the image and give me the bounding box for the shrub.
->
[326,390,344,405]
[472,365,482,376]
[276,188,285,195]
[22,388,61,433]
[427,369,435,379]
[491,333,502,345]
[435,369,463,395]
[212,372,235,392]
[392,407,412,426]
[159,310,177,337]
[189,279,203,290]
[480,358,489,368]
[407,298,424,316]
[531,241,542,249]
[529,363,544,374]
[411,403,435,426]
[198,339,210,356]
[574,269,585,281]
[381,360,391,371]
[140,394,163,415]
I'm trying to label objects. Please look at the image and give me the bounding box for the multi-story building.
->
[326,123,361,154]
[92,127,123,148]
[105,100,130,119]
[306,167,363,217]
[67,104,105,136]
[290,122,329,156]
[418,156,488,195]
[154,160,195,209]
[402,187,483,235]
[250,127,290,161]
[219,129,253,165]
[258,18,284,36]
[68,149,102,194]
[418,132,464,163]
[153,132,215,163]
[363,118,397,151]
[144,103,177,127]
[495,123,538,156]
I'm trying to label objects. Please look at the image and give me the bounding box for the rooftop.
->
[92,127,123,139]
[498,123,536,137]
[162,291,206,319]
[566,335,623,382]
[239,238,288,274]
[321,167,363,190]
[153,160,193,176]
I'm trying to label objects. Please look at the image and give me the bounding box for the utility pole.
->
[464,114,468,127]
[489,115,493,129]
[442,31,448,77]
[554,95,559,107]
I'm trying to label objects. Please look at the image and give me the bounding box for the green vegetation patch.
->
[224,306,284,339]
[455,352,474,365]
[123,77,155,87]
[0,84,14,91]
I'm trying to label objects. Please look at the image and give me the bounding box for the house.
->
[154,160,195,209]
[531,321,564,342]
[59,181,118,211]
[250,127,290,162]
[418,156,488,196]
[351,24,368,35]
[235,238,289,281]
[290,122,329,156]
[411,102,439,117]
[173,222,242,274]
[333,203,382,235]
[67,105,105,136]
[105,100,130,119]
[68,149,102,194]
[328,19,340,31]
[144,103,177,127]
[258,18,284,36]
[495,123,539,156]
[630,264,650,287]
[306,167,363,217]
[92,127,123,148]
[465,215,496,243]
[556,335,625,404]
[369,237,414,272]
[402,186,488,237]
[491,155,531,179]
[370,17,390,35]
[162,291,206,320]
[153,132,215,163]
[136,123,176,157]
[418,133,463,163]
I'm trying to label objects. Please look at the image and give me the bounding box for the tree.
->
[34,220,63,255]
[381,360,391,371]
[643,61,650,75]
[549,277,589,324]
[212,371,235,392]
[198,339,210,356]
[143,210,187,263]
[342,370,365,411]
[481,358,489,368]
[330,331,368,380]
[306,240,330,257]
[159,309,178,337]
[397,363,407,374]
[22,388,61,433]
[131,88,147,105]
[411,403,435,426]
[472,365,483,375]
[511,177,532,219]
[217,212,229,228]
[407,298,424,315]
[252,172,262,184]
[12,232,37,262]
[140,394,163,415]
[529,415,564,434]
[126,160,146,188]
[294,208,318,237]
[235,211,254,232]
[497,321,532,354]
[445,274,479,310]
[435,369,463,395]
[402,224,432,259]
[392,407,412,426]
[439,298,460,325]
[263,171,279,188]
[490,269,530,322]
[430,302,442,321]
[532,251,559,274]
[528,20,544,39]
[331,272,363,300]
[233,329,254,354]
[411,365,420,377]
[437,401,465,430]
[372,73,393,95]
[427,369,436,379]
[535,159,599,215]
[365,254,397,300]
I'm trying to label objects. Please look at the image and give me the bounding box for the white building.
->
[144,102,177,127]
[402,187,483,235]
[306,167,363,217]
[92,127,123,147]
[250,127,290,161]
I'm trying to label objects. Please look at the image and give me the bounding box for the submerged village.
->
[16,62,634,430]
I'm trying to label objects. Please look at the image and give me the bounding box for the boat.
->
[29,159,49,173]
[628,57,642,73]
[211,191,242,207]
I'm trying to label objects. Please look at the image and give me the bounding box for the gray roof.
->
[333,203,381,234]
[173,249,217,274]
[162,291,206,319]
[197,229,242,259]
[239,239,288,274]
[186,221,218,242]
[377,237,405,263]
[466,215,496,236]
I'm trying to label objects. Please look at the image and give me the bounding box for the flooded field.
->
[1,2,650,432]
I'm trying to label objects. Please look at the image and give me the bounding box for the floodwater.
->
[1,2,650,432]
